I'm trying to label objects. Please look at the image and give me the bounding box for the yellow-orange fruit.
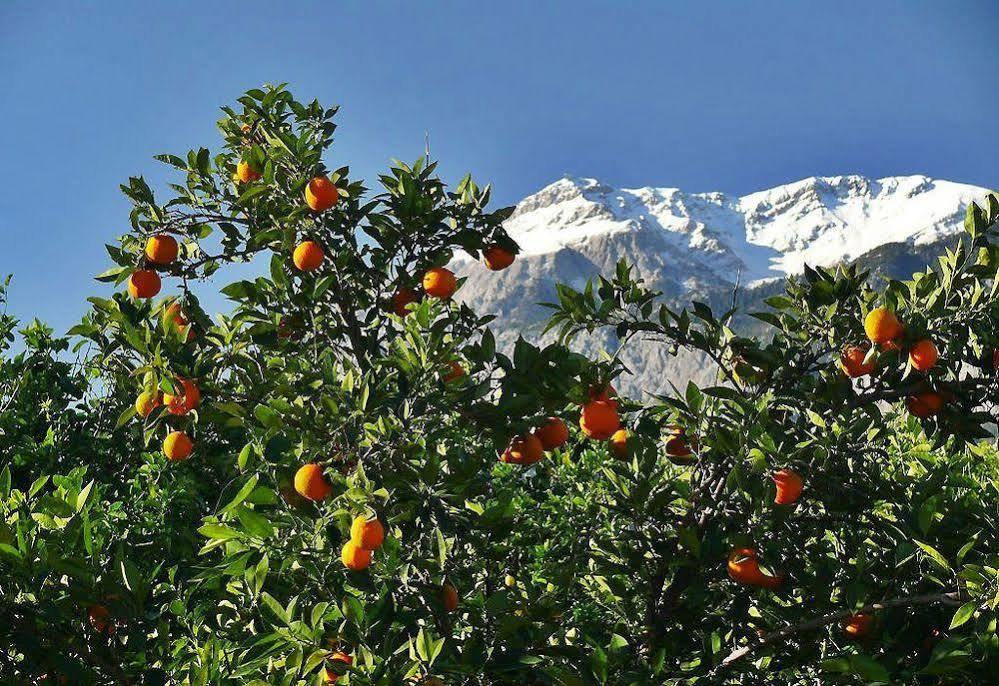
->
[305,175,339,212]
[235,160,261,183]
[864,307,903,345]
[442,361,465,384]
[441,582,459,612]
[341,540,372,571]
[534,417,569,450]
[87,605,115,634]
[144,234,178,265]
[664,426,698,465]
[350,515,385,551]
[841,345,875,378]
[579,400,620,440]
[294,463,333,502]
[128,270,161,299]
[323,651,353,683]
[163,378,201,416]
[135,390,161,418]
[163,431,193,462]
[501,434,544,465]
[423,267,457,299]
[482,245,515,271]
[609,428,629,459]
[293,241,324,272]
[392,287,418,316]
[906,392,945,418]
[909,339,939,372]
[843,612,875,638]
[772,468,803,505]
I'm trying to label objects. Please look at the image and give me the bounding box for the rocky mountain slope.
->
[454,174,992,396]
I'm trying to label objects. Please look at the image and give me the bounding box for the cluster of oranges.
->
[135,377,201,462]
[851,307,948,418]
[500,416,569,466]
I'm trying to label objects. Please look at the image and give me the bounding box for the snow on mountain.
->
[480,174,987,286]
[454,173,992,395]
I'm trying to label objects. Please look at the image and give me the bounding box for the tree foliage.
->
[1,85,997,685]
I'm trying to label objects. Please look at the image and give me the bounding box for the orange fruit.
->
[391,287,418,316]
[144,234,178,265]
[323,651,353,683]
[841,344,875,378]
[482,245,515,271]
[134,390,162,418]
[906,392,944,418]
[127,270,161,299]
[442,361,465,384]
[293,241,324,272]
[341,540,372,571]
[163,378,201,416]
[993,348,999,371]
[163,431,193,462]
[843,612,874,638]
[864,307,903,345]
[609,428,629,459]
[87,605,115,634]
[423,267,457,299]
[772,468,803,505]
[727,548,782,588]
[441,582,459,612]
[588,383,618,408]
[533,417,569,450]
[579,400,620,440]
[350,515,385,551]
[909,339,938,371]
[501,434,544,465]
[163,302,195,341]
[305,175,339,212]
[235,160,261,183]
[294,463,333,502]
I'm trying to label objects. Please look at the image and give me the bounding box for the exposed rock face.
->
[454,175,992,397]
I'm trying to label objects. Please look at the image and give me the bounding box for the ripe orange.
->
[293,241,325,272]
[350,515,385,551]
[441,582,459,612]
[163,431,193,462]
[87,605,115,634]
[864,307,903,345]
[323,651,353,683]
[992,348,999,371]
[294,463,333,502]
[906,392,944,418]
[163,378,201,416]
[609,428,629,459]
[235,160,261,184]
[482,245,515,271]
[128,270,161,299]
[341,540,372,571]
[144,234,178,265]
[843,612,874,638]
[664,431,696,465]
[163,302,195,341]
[305,175,339,212]
[534,417,569,450]
[423,267,457,299]
[727,548,782,588]
[442,361,465,384]
[909,339,939,371]
[772,468,803,505]
[501,434,544,465]
[588,383,618,408]
[579,400,620,440]
[134,390,161,418]
[841,345,875,378]
[392,287,418,316]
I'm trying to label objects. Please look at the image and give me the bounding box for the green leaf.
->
[949,602,976,629]
[914,540,951,571]
[220,476,259,515]
[198,523,242,540]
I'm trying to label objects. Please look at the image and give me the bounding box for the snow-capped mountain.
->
[455,174,992,395]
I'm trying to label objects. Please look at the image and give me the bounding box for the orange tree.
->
[1,83,997,686]
[0,85,617,684]
[538,191,999,682]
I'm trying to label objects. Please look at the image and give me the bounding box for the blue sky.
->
[1,1,997,333]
